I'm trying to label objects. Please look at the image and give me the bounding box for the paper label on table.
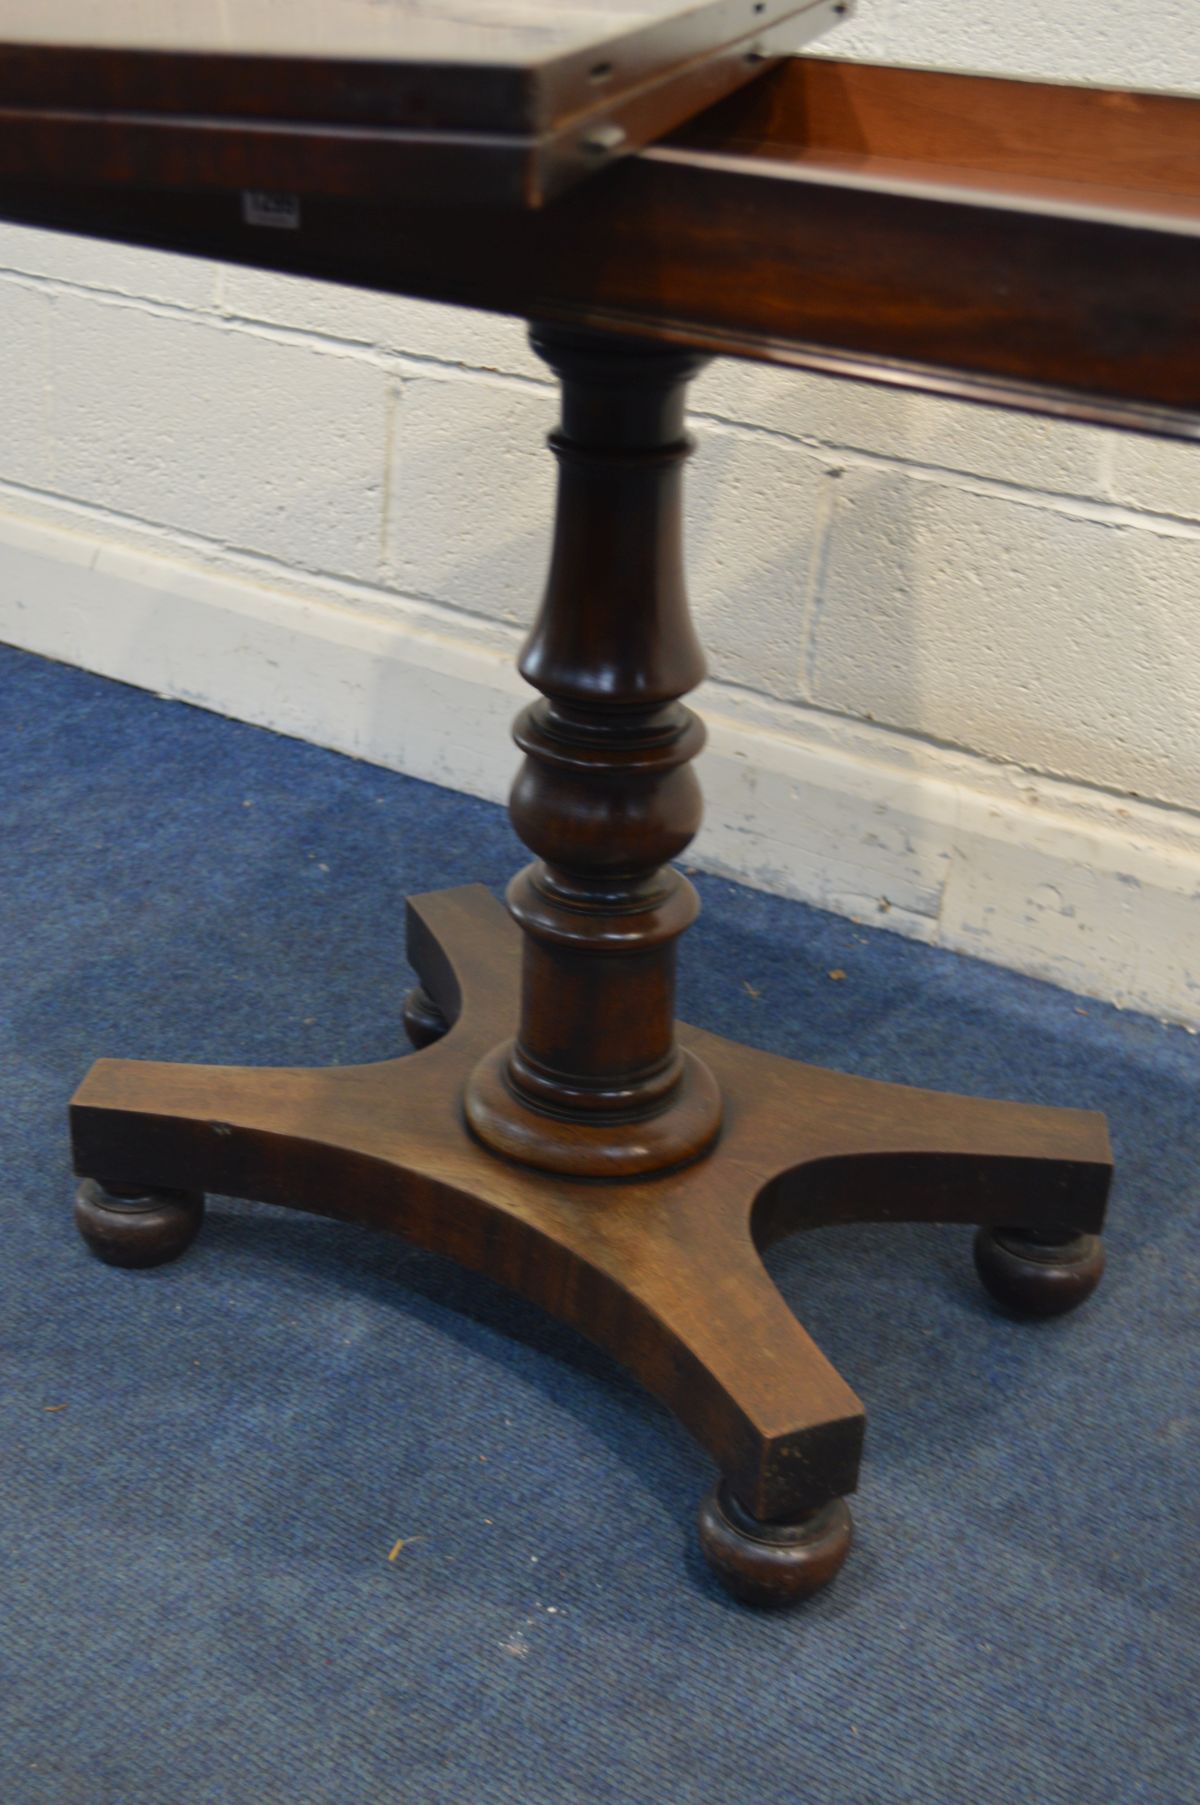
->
[241,191,301,230]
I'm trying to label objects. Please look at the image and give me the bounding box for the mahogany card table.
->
[3,3,1198,1605]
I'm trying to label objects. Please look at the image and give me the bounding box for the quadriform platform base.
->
[71,330,1112,1607]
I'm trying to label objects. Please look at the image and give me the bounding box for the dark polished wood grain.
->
[697,1485,853,1608]
[973,1226,1107,1318]
[70,323,1116,1601]
[465,329,721,1176]
[0,0,847,205]
[16,26,1148,1601]
[672,54,1200,204]
[74,1177,205,1269]
[72,884,1111,1527]
[0,58,1195,436]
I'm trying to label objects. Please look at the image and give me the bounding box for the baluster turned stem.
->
[465,326,721,1177]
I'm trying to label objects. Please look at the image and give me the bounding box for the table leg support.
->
[67,328,1114,1608]
[464,327,722,1177]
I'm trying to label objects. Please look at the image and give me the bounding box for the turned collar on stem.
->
[529,322,710,449]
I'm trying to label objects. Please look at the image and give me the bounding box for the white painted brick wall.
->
[387,372,555,625]
[50,296,391,577]
[822,0,1200,92]
[1108,437,1200,523]
[812,472,1200,809]
[1,0,1199,1022]
[0,282,55,491]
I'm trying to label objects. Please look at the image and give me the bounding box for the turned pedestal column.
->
[465,329,721,1176]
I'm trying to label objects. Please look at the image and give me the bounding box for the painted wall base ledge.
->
[2,499,1196,1028]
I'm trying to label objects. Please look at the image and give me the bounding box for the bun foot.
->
[974,1226,1105,1318]
[697,1481,852,1608]
[74,1177,205,1269]
[402,985,450,1049]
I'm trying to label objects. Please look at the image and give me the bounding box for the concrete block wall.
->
[825,0,1200,91]
[1,1,1199,1026]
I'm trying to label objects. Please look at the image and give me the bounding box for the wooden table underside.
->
[0,59,1197,434]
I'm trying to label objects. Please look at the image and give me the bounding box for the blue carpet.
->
[1,639,1196,1805]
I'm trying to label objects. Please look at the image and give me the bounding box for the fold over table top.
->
[0,0,848,204]
[0,10,1196,438]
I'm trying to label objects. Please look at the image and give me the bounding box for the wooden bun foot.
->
[402,985,450,1049]
[698,1481,853,1608]
[974,1226,1105,1318]
[74,1177,205,1269]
